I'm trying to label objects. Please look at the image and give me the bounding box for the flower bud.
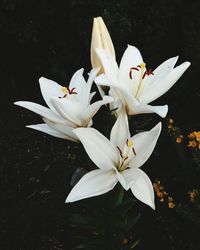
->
[90,17,115,74]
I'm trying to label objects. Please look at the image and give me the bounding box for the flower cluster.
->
[188,189,199,203]
[167,118,184,144]
[153,179,175,209]
[15,17,190,210]
[187,131,200,149]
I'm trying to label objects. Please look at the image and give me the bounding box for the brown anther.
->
[132,147,136,156]
[142,69,154,79]
[124,156,129,161]
[117,146,123,158]
[129,67,139,79]
[67,87,78,95]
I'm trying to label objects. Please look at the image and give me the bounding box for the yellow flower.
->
[188,189,198,202]
[188,132,196,140]
[90,17,115,74]
[195,131,200,142]
[168,202,175,209]
[176,137,183,143]
[187,140,198,148]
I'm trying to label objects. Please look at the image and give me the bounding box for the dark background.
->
[0,0,200,249]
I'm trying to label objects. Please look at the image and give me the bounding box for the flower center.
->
[59,86,78,98]
[129,63,154,98]
[117,139,136,172]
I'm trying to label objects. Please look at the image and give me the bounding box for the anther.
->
[142,69,154,79]
[117,146,123,158]
[132,147,136,156]
[129,67,139,79]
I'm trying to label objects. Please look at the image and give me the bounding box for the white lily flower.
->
[66,110,162,209]
[91,16,115,74]
[95,45,191,118]
[14,68,113,142]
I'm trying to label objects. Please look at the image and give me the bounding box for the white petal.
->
[96,48,119,83]
[108,88,122,115]
[43,118,78,140]
[130,122,162,169]
[129,103,168,118]
[116,168,140,191]
[39,77,64,113]
[65,169,118,202]
[95,73,112,86]
[84,96,113,125]
[140,61,191,104]
[110,109,130,149]
[14,101,66,124]
[119,45,144,95]
[139,56,179,98]
[50,97,82,126]
[131,169,155,210]
[69,68,86,93]
[27,123,76,141]
[152,56,179,75]
[111,87,168,118]
[82,68,99,109]
[73,128,119,170]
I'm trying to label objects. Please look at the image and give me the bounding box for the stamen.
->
[68,87,78,95]
[126,139,133,148]
[61,86,68,95]
[142,69,154,79]
[124,156,129,161]
[59,86,78,98]
[140,63,146,69]
[129,67,139,79]
[117,146,123,158]
[132,147,136,156]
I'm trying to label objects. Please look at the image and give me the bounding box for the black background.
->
[0,0,200,249]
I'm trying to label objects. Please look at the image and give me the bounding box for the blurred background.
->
[0,0,200,249]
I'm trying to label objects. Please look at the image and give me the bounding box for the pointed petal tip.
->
[151,121,162,136]
[39,76,49,85]
[185,61,191,68]
[14,101,25,107]
[149,201,155,210]
[65,196,71,203]
[160,105,168,118]
[127,44,140,51]
[39,76,45,81]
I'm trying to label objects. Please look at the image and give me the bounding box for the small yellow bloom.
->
[187,140,198,148]
[176,137,183,143]
[195,131,200,142]
[168,124,173,129]
[188,189,198,202]
[188,132,196,140]
[168,202,175,209]
[169,118,174,124]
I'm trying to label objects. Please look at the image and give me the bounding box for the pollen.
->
[140,63,146,69]
[61,86,68,94]
[127,140,133,148]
